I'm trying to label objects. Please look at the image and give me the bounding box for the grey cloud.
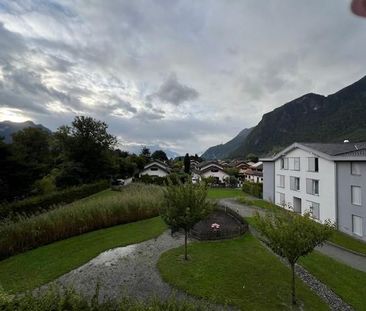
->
[147,74,199,105]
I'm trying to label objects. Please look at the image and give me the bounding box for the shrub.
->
[0,181,109,220]
[242,181,263,198]
[0,286,210,311]
[0,183,164,259]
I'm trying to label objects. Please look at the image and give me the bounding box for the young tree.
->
[151,150,168,162]
[254,210,334,305]
[184,153,190,174]
[160,182,213,260]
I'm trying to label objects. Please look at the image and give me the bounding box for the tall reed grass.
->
[0,183,164,259]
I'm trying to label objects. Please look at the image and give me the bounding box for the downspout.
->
[335,162,339,229]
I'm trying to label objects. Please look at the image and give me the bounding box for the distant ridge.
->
[203,75,366,159]
[0,120,51,143]
[201,127,253,160]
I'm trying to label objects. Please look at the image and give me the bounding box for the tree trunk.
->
[291,262,296,305]
[184,229,188,260]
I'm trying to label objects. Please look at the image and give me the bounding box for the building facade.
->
[261,142,366,241]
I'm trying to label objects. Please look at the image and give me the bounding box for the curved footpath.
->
[219,198,366,272]
[44,231,230,310]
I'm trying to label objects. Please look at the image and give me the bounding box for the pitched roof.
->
[301,142,366,156]
[260,142,366,162]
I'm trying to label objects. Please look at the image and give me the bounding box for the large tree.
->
[160,181,213,260]
[254,209,334,305]
[53,116,117,184]
[11,127,52,193]
[151,150,168,162]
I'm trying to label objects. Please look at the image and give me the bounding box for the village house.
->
[261,142,366,241]
[192,161,230,184]
[140,160,171,177]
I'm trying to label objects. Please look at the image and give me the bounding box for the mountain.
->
[0,120,51,143]
[202,127,253,160]
[229,75,366,158]
[121,144,180,159]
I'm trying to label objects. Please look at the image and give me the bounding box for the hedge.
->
[242,181,263,198]
[0,181,109,220]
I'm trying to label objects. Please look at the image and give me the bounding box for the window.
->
[277,175,285,188]
[290,176,300,191]
[294,157,300,171]
[280,157,289,170]
[308,201,320,220]
[277,192,285,205]
[352,215,363,236]
[351,186,362,206]
[351,163,361,176]
[308,157,319,172]
[306,179,319,195]
[211,169,219,172]
[150,167,158,171]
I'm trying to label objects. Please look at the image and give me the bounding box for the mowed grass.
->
[328,230,366,256]
[299,251,366,310]
[207,188,245,199]
[0,217,166,293]
[158,234,328,310]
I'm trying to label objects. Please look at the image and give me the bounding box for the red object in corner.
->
[352,0,366,17]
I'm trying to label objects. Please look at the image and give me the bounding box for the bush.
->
[0,183,164,259]
[242,181,263,198]
[136,173,188,186]
[0,286,210,311]
[0,181,109,220]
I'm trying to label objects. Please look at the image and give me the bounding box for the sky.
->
[0,0,366,155]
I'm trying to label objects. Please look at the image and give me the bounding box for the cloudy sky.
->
[0,0,365,155]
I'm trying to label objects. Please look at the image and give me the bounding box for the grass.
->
[240,195,366,256]
[206,188,245,199]
[299,251,366,310]
[158,234,328,310]
[237,193,280,210]
[0,183,164,259]
[328,230,366,256]
[0,217,166,293]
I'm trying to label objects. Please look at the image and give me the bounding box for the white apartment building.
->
[261,142,366,241]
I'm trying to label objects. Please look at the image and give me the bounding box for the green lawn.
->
[240,196,366,256]
[0,217,166,293]
[158,234,328,310]
[328,230,366,256]
[300,251,366,310]
[207,188,245,199]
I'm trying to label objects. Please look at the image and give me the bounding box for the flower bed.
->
[190,207,248,240]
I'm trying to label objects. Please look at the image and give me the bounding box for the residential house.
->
[261,142,366,241]
[192,161,230,184]
[140,160,171,177]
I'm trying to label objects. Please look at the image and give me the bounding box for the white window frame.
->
[290,176,300,191]
[306,178,319,195]
[308,157,319,172]
[351,186,362,206]
[308,201,320,220]
[352,215,363,237]
[351,162,361,176]
[277,175,285,188]
[294,157,300,171]
[277,192,285,206]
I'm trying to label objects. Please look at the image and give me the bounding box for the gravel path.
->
[48,230,228,309]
